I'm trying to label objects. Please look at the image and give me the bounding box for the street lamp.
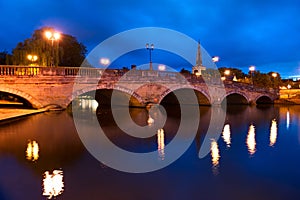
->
[271,72,278,89]
[146,43,154,70]
[45,30,61,67]
[27,54,38,62]
[212,56,220,63]
[249,65,255,86]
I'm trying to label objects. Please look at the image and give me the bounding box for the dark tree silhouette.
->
[10,27,87,67]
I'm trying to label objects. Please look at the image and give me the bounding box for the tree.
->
[0,51,8,64]
[218,67,246,80]
[10,27,87,67]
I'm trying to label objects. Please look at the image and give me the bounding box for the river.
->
[0,102,299,200]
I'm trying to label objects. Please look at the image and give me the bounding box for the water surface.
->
[0,104,299,200]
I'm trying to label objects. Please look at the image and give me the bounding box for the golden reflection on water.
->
[147,114,154,125]
[42,169,64,199]
[210,139,220,175]
[222,124,231,147]
[246,124,256,156]
[79,98,98,112]
[26,140,39,161]
[157,129,165,160]
[270,119,278,147]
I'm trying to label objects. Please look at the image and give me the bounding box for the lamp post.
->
[146,43,154,70]
[271,72,278,89]
[249,66,255,86]
[45,31,61,67]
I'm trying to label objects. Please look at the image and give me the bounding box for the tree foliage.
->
[10,27,87,67]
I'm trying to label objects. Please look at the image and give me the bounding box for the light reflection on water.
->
[1,100,300,199]
[210,139,220,175]
[26,140,39,162]
[270,119,278,147]
[157,128,165,160]
[246,124,256,156]
[42,169,64,199]
[222,124,231,147]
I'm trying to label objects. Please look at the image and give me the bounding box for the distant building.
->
[192,41,206,75]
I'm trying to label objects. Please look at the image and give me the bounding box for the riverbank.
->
[274,98,300,105]
[0,108,47,122]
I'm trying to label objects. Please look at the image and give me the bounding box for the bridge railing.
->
[0,65,276,94]
[0,65,103,77]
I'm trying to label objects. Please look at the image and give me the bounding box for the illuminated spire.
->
[196,41,202,66]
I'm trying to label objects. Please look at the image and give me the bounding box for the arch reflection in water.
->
[43,169,64,199]
[270,119,278,147]
[157,129,165,160]
[210,139,220,175]
[246,124,256,156]
[26,140,39,161]
[222,124,231,147]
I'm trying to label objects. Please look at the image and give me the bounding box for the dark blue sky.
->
[1,0,299,78]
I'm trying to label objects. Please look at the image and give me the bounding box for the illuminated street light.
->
[272,72,278,78]
[146,43,154,70]
[100,58,110,66]
[45,30,61,67]
[158,64,166,71]
[224,69,230,76]
[271,72,278,89]
[27,54,38,62]
[212,56,220,63]
[249,65,255,86]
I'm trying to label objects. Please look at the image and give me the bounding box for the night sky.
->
[1,0,299,78]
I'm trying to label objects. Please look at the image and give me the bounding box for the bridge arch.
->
[0,87,43,108]
[65,85,144,108]
[255,95,273,104]
[221,91,249,105]
[159,85,211,105]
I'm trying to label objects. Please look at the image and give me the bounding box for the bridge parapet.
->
[0,65,279,108]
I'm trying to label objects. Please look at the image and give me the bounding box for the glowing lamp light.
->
[224,69,230,76]
[212,56,220,63]
[158,64,166,71]
[100,58,110,66]
[27,54,38,62]
[45,31,61,40]
[195,72,201,77]
[272,72,278,78]
[221,77,226,81]
[249,66,255,72]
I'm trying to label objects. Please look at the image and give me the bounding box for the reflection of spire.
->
[157,129,165,160]
[196,41,202,66]
[246,124,256,156]
[222,124,231,147]
[270,119,278,147]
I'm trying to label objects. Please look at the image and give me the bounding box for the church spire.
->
[196,41,202,66]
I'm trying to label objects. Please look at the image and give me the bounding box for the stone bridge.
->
[0,65,278,109]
